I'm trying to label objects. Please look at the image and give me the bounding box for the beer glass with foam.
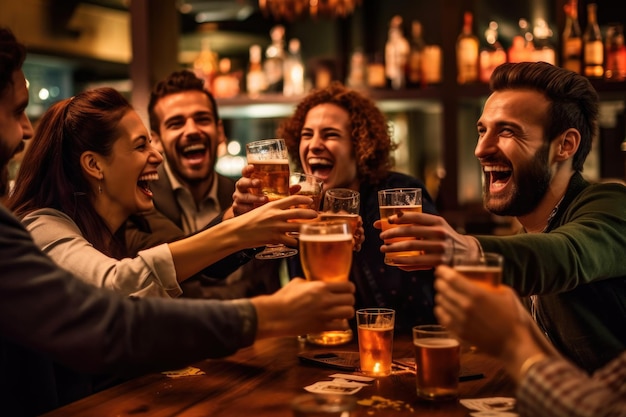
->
[452,252,503,288]
[300,221,354,345]
[246,138,296,259]
[356,308,395,377]
[287,173,324,237]
[413,325,460,401]
[377,188,423,266]
[320,188,360,234]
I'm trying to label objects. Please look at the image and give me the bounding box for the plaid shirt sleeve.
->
[516,351,626,417]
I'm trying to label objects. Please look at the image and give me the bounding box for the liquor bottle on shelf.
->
[508,18,534,63]
[583,3,604,78]
[604,23,626,81]
[366,52,386,89]
[385,15,410,90]
[283,38,305,96]
[346,48,366,89]
[532,18,556,65]
[479,21,507,84]
[246,44,267,98]
[212,58,240,99]
[456,11,479,84]
[407,20,426,88]
[561,0,582,73]
[264,24,286,93]
[193,38,218,93]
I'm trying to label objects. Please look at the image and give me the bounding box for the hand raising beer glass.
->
[246,138,297,259]
[378,188,424,266]
[451,252,503,288]
[300,221,354,345]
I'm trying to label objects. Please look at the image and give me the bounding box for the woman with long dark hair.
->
[8,87,316,297]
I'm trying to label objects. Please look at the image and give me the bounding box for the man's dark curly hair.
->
[0,28,26,97]
[147,70,219,133]
[278,82,396,185]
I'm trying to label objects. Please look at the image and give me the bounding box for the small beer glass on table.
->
[356,308,395,377]
[413,324,460,401]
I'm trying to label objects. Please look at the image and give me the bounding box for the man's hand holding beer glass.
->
[375,211,482,271]
[433,265,559,382]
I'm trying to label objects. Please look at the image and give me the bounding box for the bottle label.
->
[584,42,604,65]
[563,38,582,57]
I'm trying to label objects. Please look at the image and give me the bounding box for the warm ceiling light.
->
[258,0,361,21]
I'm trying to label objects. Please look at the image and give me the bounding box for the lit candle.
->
[373,362,381,375]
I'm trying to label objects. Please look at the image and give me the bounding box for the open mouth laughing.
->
[308,157,333,179]
[484,165,512,192]
[180,143,207,164]
[137,172,158,197]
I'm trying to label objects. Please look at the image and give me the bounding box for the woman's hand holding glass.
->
[233,194,319,249]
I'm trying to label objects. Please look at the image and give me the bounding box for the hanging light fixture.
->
[258,0,361,21]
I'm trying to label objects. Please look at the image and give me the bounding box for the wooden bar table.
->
[41,333,516,416]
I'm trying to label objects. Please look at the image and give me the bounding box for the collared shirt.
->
[163,160,220,235]
[517,351,626,417]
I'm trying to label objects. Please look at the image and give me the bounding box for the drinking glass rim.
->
[377,187,421,195]
[356,308,395,315]
[326,187,360,197]
[412,324,450,336]
[246,138,286,148]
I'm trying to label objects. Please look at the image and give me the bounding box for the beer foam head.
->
[413,338,459,348]
[299,233,352,242]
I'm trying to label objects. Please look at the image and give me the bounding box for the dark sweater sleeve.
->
[0,204,257,376]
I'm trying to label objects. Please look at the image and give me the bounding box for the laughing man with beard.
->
[377,61,626,373]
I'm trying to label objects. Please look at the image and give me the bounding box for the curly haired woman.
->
[234,82,439,332]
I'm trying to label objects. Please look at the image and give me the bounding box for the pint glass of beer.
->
[377,188,423,266]
[413,325,460,401]
[356,308,395,377]
[320,188,360,234]
[300,221,354,345]
[246,138,290,202]
[246,138,297,259]
[452,252,503,288]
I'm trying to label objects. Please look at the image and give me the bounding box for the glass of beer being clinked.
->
[287,172,324,237]
[246,138,297,259]
[451,252,503,288]
[378,188,423,266]
[300,221,354,346]
[320,188,360,234]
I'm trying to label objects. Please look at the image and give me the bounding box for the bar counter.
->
[41,333,517,416]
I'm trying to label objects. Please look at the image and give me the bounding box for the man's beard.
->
[484,144,551,217]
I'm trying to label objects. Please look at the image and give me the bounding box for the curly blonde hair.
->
[278,82,396,185]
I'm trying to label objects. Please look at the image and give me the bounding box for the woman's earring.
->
[98,172,104,194]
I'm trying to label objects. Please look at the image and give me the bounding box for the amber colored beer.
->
[319,212,359,234]
[453,265,502,288]
[300,233,352,282]
[301,225,354,345]
[249,160,290,201]
[413,337,460,400]
[357,323,394,377]
[379,204,423,264]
